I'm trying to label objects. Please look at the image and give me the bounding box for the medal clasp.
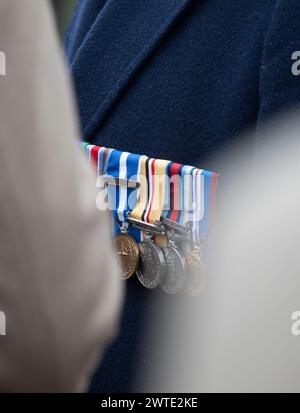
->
[127,215,166,236]
[102,176,140,189]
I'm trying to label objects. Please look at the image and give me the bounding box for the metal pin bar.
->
[160,217,190,235]
[127,216,165,235]
[102,176,140,189]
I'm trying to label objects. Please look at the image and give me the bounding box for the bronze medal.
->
[113,234,139,280]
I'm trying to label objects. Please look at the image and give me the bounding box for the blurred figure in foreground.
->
[51,0,76,38]
[142,112,300,393]
[0,0,122,392]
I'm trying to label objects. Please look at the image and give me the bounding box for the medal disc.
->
[137,240,166,289]
[113,234,139,280]
[184,250,204,296]
[160,245,186,294]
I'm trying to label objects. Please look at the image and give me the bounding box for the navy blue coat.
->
[65,0,300,391]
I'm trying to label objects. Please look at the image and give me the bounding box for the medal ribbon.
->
[191,168,204,244]
[163,162,183,223]
[199,171,219,242]
[144,159,170,225]
[130,156,149,221]
[179,165,195,226]
[81,143,218,247]
[104,149,143,238]
[131,158,170,226]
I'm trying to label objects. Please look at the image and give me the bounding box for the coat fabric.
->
[65,0,300,392]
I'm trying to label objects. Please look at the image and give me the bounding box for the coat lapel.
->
[69,0,193,141]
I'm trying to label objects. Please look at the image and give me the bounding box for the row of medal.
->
[81,142,217,296]
[114,216,205,296]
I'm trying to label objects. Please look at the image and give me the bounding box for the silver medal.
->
[137,239,166,289]
[160,243,186,295]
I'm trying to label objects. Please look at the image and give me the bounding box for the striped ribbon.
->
[81,143,218,246]
[104,150,142,240]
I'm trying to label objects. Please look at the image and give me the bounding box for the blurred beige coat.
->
[0,0,122,392]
